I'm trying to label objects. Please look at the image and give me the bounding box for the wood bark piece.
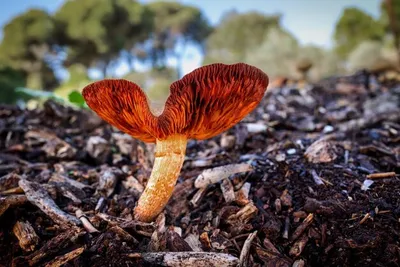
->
[44,247,84,267]
[140,252,239,266]
[24,227,82,266]
[194,163,253,188]
[238,231,257,267]
[13,221,39,252]
[18,179,80,227]
[0,194,27,217]
[220,178,235,203]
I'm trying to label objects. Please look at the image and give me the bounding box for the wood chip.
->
[190,186,208,207]
[0,194,27,217]
[238,231,257,267]
[235,182,251,206]
[140,252,239,266]
[227,202,258,225]
[194,163,253,188]
[305,137,338,163]
[26,227,82,266]
[291,213,314,242]
[13,221,39,252]
[18,179,80,227]
[289,234,309,257]
[44,247,84,267]
[49,173,90,189]
[220,178,235,203]
[184,234,203,252]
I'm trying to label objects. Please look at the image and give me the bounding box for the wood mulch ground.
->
[0,72,399,266]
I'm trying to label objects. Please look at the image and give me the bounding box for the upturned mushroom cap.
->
[296,58,313,73]
[368,58,398,74]
[82,63,269,143]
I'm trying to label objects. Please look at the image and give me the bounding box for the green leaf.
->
[68,90,87,108]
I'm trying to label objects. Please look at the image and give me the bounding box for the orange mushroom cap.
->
[82,63,269,143]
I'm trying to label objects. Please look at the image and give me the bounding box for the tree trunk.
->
[386,0,400,66]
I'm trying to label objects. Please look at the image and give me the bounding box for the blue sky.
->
[0,0,381,77]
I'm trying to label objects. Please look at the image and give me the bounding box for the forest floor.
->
[0,72,399,267]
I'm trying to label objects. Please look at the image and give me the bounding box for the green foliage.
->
[0,9,56,89]
[68,91,87,108]
[54,64,91,99]
[123,67,176,103]
[245,27,299,78]
[334,7,385,59]
[204,11,281,64]
[380,0,400,63]
[0,67,28,104]
[54,0,152,76]
[146,1,211,72]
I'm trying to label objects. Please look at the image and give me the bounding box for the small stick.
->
[44,247,84,267]
[19,179,80,227]
[13,221,39,252]
[76,209,99,233]
[282,216,290,239]
[291,213,314,241]
[310,169,324,186]
[289,234,309,257]
[220,178,235,203]
[359,213,371,225]
[366,172,396,179]
[239,231,257,267]
[194,163,253,188]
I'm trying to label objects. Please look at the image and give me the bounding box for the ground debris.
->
[194,163,253,188]
[18,179,81,227]
[0,73,399,266]
[138,251,239,266]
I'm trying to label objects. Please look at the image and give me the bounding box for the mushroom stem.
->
[134,134,187,222]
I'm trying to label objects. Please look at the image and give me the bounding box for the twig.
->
[44,247,84,267]
[194,163,253,188]
[0,195,27,217]
[366,172,396,179]
[19,179,80,227]
[13,221,39,252]
[310,169,324,186]
[290,213,314,241]
[238,231,257,267]
[76,209,99,233]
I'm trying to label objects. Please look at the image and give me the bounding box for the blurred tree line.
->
[0,0,399,104]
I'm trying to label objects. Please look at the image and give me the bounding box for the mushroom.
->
[296,58,313,85]
[82,63,269,222]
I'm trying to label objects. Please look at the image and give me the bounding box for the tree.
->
[146,1,212,77]
[54,0,152,77]
[0,67,28,104]
[245,27,299,79]
[204,11,281,64]
[0,9,56,89]
[334,7,385,59]
[380,0,400,65]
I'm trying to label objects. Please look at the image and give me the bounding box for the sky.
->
[0,0,381,77]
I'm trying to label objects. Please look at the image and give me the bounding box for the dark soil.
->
[0,72,399,267]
